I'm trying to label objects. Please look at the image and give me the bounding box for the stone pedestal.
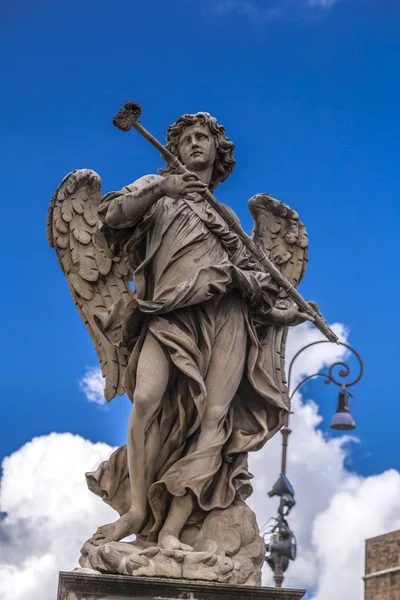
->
[57,571,306,600]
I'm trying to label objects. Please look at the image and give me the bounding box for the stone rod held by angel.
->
[113,101,337,345]
[47,104,337,585]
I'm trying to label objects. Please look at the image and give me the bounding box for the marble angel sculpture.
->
[47,110,318,584]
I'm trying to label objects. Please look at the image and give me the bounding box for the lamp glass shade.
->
[330,411,356,431]
[268,473,295,498]
[329,389,356,431]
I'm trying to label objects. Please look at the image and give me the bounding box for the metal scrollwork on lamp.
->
[263,340,364,588]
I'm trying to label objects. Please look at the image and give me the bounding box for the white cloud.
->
[212,1,281,20]
[0,323,398,600]
[308,0,336,6]
[0,555,55,600]
[211,0,337,22]
[0,433,115,600]
[311,471,400,599]
[214,0,259,17]
[79,367,106,405]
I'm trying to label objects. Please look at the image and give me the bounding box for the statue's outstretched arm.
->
[105,178,166,229]
[105,173,208,229]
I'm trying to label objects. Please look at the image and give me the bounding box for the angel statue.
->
[47,108,319,585]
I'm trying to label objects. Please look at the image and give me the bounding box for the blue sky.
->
[0,1,400,595]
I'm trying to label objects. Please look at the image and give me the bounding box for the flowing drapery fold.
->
[87,176,289,536]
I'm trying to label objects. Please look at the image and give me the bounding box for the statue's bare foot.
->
[89,511,143,546]
[158,532,193,552]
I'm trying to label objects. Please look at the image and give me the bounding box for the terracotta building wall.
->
[364,530,400,600]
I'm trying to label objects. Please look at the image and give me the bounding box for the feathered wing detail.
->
[248,193,309,400]
[47,169,134,401]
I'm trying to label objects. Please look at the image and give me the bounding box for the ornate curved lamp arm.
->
[287,340,364,396]
[281,340,363,475]
[289,372,331,400]
[326,342,364,388]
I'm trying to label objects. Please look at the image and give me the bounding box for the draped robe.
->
[88,175,290,538]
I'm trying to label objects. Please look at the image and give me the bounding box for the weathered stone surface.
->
[58,571,306,600]
[48,109,320,588]
[81,545,239,584]
[81,502,265,585]
[364,529,400,600]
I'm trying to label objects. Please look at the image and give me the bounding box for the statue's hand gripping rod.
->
[113,101,338,344]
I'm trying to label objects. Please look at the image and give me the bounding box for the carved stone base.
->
[58,571,306,600]
[79,500,265,585]
[80,544,242,584]
[80,501,266,586]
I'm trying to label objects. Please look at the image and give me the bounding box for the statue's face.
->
[177,123,217,172]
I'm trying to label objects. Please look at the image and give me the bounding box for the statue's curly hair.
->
[159,112,235,191]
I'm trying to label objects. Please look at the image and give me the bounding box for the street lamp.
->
[263,340,364,588]
[330,387,356,431]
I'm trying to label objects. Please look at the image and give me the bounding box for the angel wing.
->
[248,193,309,400]
[47,169,134,401]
